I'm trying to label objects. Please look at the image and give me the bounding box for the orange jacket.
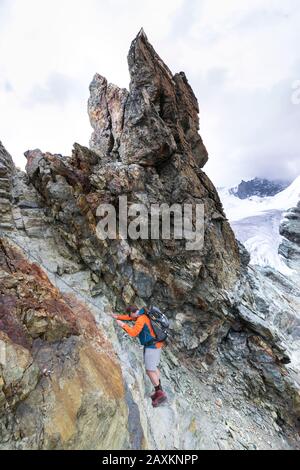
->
[116,313,163,349]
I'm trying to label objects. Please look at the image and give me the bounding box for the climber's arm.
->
[118,316,145,337]
[115,314,133,321]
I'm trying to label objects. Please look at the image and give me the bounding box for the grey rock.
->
[279,202,300,275]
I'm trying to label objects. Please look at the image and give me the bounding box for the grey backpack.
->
[146,306,170,345]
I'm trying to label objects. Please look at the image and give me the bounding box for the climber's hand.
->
[116,320,125,328]
[108,313,118,318]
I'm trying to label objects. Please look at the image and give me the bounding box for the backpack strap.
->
[144,338,156,347]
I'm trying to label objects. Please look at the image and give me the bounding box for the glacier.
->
[219,175,300,275]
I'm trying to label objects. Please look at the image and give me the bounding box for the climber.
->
[110,306,167,407]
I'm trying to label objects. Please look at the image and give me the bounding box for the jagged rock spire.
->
[88,30,208,168]
[27,31,240,323]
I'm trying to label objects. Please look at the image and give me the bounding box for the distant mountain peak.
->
[230,177,291,199]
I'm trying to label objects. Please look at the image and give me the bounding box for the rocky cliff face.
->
[0,234,128,450]
[0,31,300,450]
[0,142,15,231]
[279,202,300,275]
[24,30,241,360]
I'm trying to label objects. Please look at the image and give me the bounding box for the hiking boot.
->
[151,380,162,399]
[152,390,167,407]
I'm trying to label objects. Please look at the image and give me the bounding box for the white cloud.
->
[0,0,299,186]
[0,0,183,164]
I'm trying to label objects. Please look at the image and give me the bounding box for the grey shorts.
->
[143,347,162,371]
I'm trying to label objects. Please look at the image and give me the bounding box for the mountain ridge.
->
[227,177,291,200]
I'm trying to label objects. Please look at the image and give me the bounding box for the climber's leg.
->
[143,348,167,405]
[144,348,161,384]
[151,375,162,399]
[146,369,160,387]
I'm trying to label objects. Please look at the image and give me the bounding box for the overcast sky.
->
[0,0,299,186]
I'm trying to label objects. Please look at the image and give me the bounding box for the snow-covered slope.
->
[219,175,300,222]
[271,175,300,210]
[219,176,300,274]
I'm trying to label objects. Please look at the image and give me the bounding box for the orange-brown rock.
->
[0,237,130,449]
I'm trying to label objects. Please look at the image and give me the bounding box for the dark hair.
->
[126,305,139,314]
